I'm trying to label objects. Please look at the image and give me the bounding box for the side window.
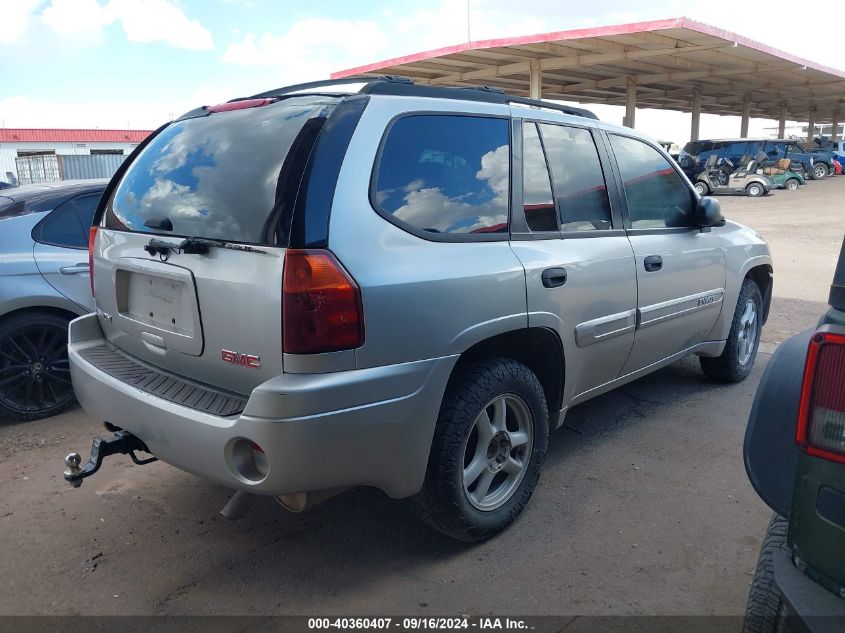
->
[765,143,785,159]
[374,115,510,235]
[609,134,696,230]
[521,122,556,232]
[540,123,612,232]
[36,197,88,249]
[72,193,101,229]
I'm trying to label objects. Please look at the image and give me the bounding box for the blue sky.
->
[2,0,844,144]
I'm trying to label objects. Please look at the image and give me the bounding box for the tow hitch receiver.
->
[64,430,157,488]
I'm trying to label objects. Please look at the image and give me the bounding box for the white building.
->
[0,128,152,184]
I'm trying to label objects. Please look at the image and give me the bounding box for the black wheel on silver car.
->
[813,163,828,179]
[694,181,709,196]
[412,357,549,541]
[0,312,75,422]
[785,178,799,191]
[746,182,765,197]
[700,278,762,382]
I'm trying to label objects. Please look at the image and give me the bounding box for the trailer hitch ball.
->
[64,453,83,488]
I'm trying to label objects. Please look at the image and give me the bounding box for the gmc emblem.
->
[221,349,260,369]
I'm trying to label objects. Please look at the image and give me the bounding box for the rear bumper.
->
[773,550,845,631]
[68,314,457,498]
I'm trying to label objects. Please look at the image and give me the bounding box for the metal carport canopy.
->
[332,17,845,138]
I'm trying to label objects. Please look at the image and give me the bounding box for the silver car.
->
[0,180,105,420]
[66,79,772,541]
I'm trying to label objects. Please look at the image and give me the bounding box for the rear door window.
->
[539,123,612,232]
[374,115,510,235]
[106,96,336,245]
[35,194,102,249]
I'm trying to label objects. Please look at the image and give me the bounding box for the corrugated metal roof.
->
[0,128,153,143]
[332,16,845,121]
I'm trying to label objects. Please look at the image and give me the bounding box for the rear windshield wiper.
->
[144,237,267,259]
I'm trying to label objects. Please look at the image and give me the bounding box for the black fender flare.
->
[743,328,813,517]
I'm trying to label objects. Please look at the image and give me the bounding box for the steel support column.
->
[833,110,840,141]
[740,94,751,138]
[690,88,701,142]
[778,103,787,138]
[807,106,817,141]
[623,76,636,128]
[529,60,542,100]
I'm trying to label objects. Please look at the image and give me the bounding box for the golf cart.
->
[693,153,774,197]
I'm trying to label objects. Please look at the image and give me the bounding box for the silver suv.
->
[66,78,772,541]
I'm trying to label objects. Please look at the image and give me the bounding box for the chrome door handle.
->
[59,264,89,275]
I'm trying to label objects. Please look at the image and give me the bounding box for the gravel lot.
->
[1,177,842,617]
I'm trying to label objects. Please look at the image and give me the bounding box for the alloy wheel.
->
[0,325,74,416]
[461,394,533,511]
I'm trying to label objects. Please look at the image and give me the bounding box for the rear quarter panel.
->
[327,96,528,370]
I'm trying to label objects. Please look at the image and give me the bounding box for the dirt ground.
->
[0,178,842,617]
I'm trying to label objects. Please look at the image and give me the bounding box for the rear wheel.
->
[813,163,828,179]
[746,182,765,197]
[785,178,799,191]
[412,357,549,541]
[743,514,792,633]
[694,181,709,196]
[0,312,76,421]
[701,278,762,382]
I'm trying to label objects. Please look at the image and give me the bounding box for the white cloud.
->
[222,19,389,81]
[37,0,213,50]
[109,0,213,50]
[0,0,40,44]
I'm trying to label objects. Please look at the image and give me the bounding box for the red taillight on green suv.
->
[797,332,845,463]
[282,249,364,354]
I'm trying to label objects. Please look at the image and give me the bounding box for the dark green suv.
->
[744,238,845,632]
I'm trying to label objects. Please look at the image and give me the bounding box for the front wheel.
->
[813,164,828,179]
[746,182,765,197]
[785,178,799,191]
[694,181,709,196]
[0,311,76,421]
[411,357,549,541]
[700,278,762,382]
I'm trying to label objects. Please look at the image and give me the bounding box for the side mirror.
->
[695,196,723,229]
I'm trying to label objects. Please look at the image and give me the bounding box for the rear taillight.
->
[797,332,845,464]
[282,249,364,354]
[88,226,98,297]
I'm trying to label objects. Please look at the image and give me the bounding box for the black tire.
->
[411,357,549,542]
[812,163,828,180]
[700,278,763,382]
[743,514,791,633]
[0,311,76,421]
[785,178,799,191]
[746,182,765,197]
[694,181,709,196]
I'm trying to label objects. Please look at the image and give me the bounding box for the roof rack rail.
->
[236,75,597,120]
[247,76,409,99]
[505,96,598,119]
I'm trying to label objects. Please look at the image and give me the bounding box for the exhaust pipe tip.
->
[275,488,348,513]
[220,490,255,520]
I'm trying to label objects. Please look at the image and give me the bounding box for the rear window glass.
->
[374,115,510,235]
[106,97,336,244]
